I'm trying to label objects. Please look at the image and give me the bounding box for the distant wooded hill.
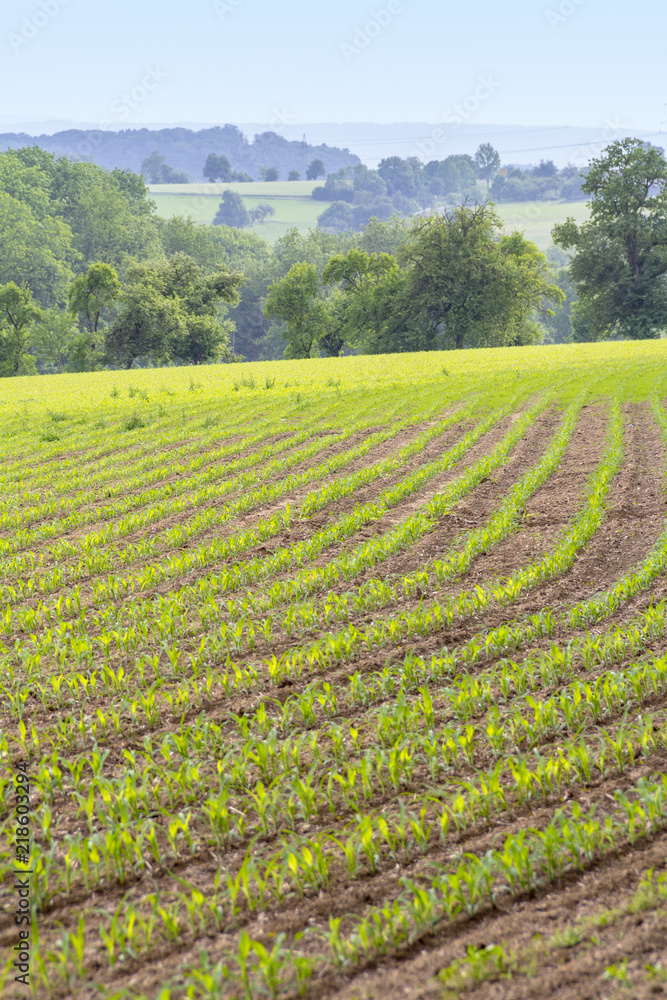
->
[0,125,361,182]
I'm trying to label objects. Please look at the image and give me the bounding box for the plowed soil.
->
[2,395,667,1000]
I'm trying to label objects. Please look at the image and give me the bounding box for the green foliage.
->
[122,412,146,431]
[0,190,77,305]
[1,135,661,374]
[492,161,585,202]
[31,309,79,373]
[0,282,41,376]
[323,248,421,354]
[68,263,121,364]
[213,190,250,229]
[140,151,190,184]
[203,153,233,183]
[264,262,328,358]
[423,154,478,200]
[403,205,563,349]
[474,142,502,189]
[248,203,276,225]
[553,138,667,339]
[306,159,326,180]
[106,253,242,368]
[157,215,269,274]
[317,201,354,232]
[315,161,422,231]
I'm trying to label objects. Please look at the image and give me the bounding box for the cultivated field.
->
[2,343,667,1000]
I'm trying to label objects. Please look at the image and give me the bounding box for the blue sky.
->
[2,0,664,133]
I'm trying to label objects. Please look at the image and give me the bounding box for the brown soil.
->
[2,400,667,1000]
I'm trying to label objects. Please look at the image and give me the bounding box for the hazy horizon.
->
[0,118,662,172]
[3,0,665,137]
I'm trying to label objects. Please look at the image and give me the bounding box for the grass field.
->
[150,182,321,198]
[495,199,590,251]
[149,181,329,243]
[150,182,590,250]
[3,342,667,999]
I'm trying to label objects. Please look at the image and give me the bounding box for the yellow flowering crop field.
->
[2,341,667,1000]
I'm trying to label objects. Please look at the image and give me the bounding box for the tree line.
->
[0,138,665,375]
[263,205,562,357]
[0,125,359,183]
[306,145,589,234]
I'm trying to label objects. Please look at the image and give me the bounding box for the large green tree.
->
[69,263,121,338]
[68,262,121,370]
[0,282,41,376]
[402,205,561,349]
[31,309,80,374]
[0,191,77,305]
[106,253,242,368]
[203,154,233,183]
[553,138,667,340]
[264,262,328,358]
[323,248,421,354]
[41,156,162,270]
[104,282,183,369]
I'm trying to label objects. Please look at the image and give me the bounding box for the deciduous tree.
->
[403,204,561,349]
[68,263,121,339]
[306,159,325,180]
[0,282,41,376]
[264,261,328,358]
[213,190,250,229]
[203,153,233,183]
[553,138,667,339]
[106,253,242,368]
[474,143,501,190]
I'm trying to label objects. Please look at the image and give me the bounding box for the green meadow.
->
[495,199,590,251]
[149,181,590,251]
[149,180,330,241]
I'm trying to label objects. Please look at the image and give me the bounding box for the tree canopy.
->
[0,282,41,376]
[213,190,250,229]
[401,204,561,349]
[105,253,242,368]
[553,138,667,340]
[306,159,326,180]
[264,262,328,358]
[140,151,190,184]
[474,143,501,190]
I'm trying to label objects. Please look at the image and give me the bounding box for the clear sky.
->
[2,0,664,133]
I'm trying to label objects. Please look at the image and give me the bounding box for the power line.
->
[282,125,661,158]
